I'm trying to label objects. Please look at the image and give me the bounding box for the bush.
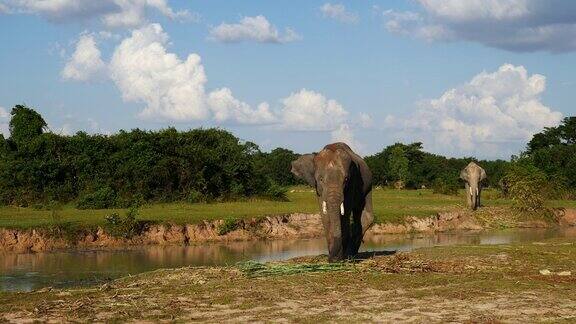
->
[76,187,117,209]
[186,189,205,203]
[219,217,239,235]
[432,177,459,195]
[503,164,548,212]
[262,183,289,201]
[104,206,145,238]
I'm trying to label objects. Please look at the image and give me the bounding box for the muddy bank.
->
[2,207,575,253]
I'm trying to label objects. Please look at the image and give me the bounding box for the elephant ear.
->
[459,168,469,181]
[480,167,487,182]
[291,154,316,187]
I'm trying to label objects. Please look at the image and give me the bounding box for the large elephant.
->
[460,162,487,210]
[291,142,374,261]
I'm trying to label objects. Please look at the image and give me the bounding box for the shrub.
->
[104,206,145,238]
[186,189,205,203]
[76,187,117,209]
[262,183,289,201]
[219,217,239,235]
[503,164,548,212]
[431,177,459,195]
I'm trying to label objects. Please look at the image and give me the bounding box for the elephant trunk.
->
[469,183,480,210]
[324,188,345,262]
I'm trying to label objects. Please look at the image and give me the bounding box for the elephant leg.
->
[340,213,351,258]
[477,188,482,208]
[465,183,472,208]
[348,192,374,256]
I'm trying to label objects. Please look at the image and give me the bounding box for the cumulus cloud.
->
[0,106,9,137]
[109,23,275,124]
[358,113,373,128]
[386,64,563,158]
[110,24,209,120]
[209,15,301,43]
[320,3,358,24]
[383,0,576,52]
[279,89,348,131]
[331,123,362,153]
[0,3,9,13]
[2,0,197,28]
[207,88,276,124]
[62,34,106,81]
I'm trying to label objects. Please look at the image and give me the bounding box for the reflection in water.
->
[2,228,575,292]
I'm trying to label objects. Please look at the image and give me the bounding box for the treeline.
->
[0,105,285,208]
[364,143,509,194]
[0,105,574,208]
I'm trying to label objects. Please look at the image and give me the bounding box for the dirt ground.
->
[2,239,576,323]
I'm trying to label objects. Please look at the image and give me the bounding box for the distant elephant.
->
[291,143,374,261]
[460,162,487,210]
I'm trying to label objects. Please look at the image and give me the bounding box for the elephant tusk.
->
[476,188,479,195]
[469,187,473,195]
[340,203,345,216]
[322,201,327,214]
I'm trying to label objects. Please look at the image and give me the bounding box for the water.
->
[2,228,575,292]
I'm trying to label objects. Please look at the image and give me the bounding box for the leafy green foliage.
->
[365,142,508,190]
[503,164,548,212]
[431,176,460,195]
[0,107,279,207]
[262,183,289,201]
[9,104,47,145]
[104,206,144,238]
[76,187,117,209]
[253,147,300,186]
[218,217,239,235]
[523,116,576,198]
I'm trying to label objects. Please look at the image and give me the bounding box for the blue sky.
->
[0,0,575,159]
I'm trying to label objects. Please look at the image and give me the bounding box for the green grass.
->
[0,187,573,229]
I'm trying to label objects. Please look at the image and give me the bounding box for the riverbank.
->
[2,237,576,322]
[2,206,576,253]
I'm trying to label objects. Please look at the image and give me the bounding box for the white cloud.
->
[383,0,576,52]
[209,15,301,43]
[109,23,275,124]
[358,113,373,128]
[331,123,363,153]
[62,34,106,81]
[3,0,197,28]
[0,3,9,13]
[320,3,358,24]
[110,23,210,120]
[101,0,196,28]
[207,88,276,125]
[279,89,348,131]
[0,106,9,137]
[386,64,563,158]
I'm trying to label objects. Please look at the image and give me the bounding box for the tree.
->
[559,116,576,144]
[388,146,409,184]
[9,104,47,145]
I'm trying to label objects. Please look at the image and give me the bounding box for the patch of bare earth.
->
[2,243,576,323]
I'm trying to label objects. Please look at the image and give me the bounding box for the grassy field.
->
[0,188,575,229]
[2,238,576,322]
